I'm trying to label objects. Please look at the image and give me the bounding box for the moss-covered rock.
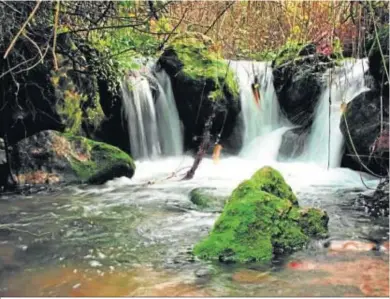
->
[158,32,241,152]
[169,32,238,97]
[190,188,228,211]
[10,130,135,186]
[193,166,328,263]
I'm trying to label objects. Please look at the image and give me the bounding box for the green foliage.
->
[169,33,239,98]
[193,166,328,263]
[88,12,173,73]
[58,88,87,135]
[332,37,344,61]
[85,92,105,130]
[273,39,306,67]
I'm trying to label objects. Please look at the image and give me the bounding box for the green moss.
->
[169,33,239,98]
[193,166,328,263]
[273,42,303,67]
[58,90,86,134]
[85,91,105,130]
[232,166,298,206]
[194,190,280,262]
[61,133,135,182]
[298,208,329,238]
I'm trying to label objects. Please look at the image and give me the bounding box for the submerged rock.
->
[278,127,309,160]
[189,188,228,211]
[193,167,328,263]
[9,130,135,186]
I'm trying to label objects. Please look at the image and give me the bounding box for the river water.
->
[0,156,388,296]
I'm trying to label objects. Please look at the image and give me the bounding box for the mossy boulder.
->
[158,32,241,152]
[190,188,228,212]
[9,130,135,186]
[194,166,328,263]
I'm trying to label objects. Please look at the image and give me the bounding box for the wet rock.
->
[340,90,389,176]
[9,130,135,186]
[326,240,376,252]
[194,267,213,278]
[356,177,389,217]
[194,166,328,263]
[189,188,227,211]
[232,269,272,284]
[158,33,241,152]
[272,51,334,128]
[367,26,389,98]
[278,127,309,160]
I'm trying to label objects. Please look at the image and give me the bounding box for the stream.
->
[0,156,388,296]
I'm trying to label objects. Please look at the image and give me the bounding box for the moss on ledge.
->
[62,133,135,183]
[168,32,239,98]
[193,166,328,263]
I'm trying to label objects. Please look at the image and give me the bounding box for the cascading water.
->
[300,58,370,168]
[154,69,183,156]
[121,65,183,159]
[121,74,161,159]
[229,61,285,149]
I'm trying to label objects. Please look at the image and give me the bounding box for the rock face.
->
[339,27,389,176]
[0,34,129,154]
[9,130,135,186]
[193,167,328,263]
[339,90,389,176]
[367,26,389,98]
[272,45,334,128]
[279,127,309,160]
[158,33,241,152]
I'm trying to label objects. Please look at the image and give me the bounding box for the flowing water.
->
[229,61,286,148]
[0,59,388,296]
[121,66,183,159]
[300,58,370,168]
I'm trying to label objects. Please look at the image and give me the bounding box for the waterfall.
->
[300,58,369,168]
[229,61,284,149]
[121,66,183,159]
[154,69,183,156]
[232,58,369,169]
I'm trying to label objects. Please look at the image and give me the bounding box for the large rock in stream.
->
[193,167,328,263]
[339,90,389,176]
[272,44,334,129]
[339,25,389,176]
[157,33,241,152]
[8,130,135,186]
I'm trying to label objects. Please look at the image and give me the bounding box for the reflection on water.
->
[0,156,388,296]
